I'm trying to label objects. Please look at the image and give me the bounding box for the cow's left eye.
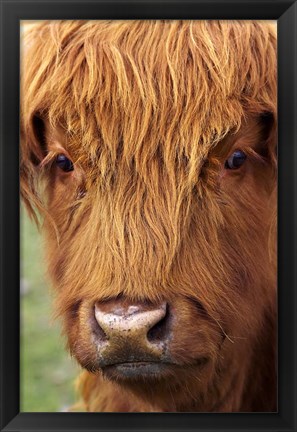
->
[225,150,247,170]
[56,154,74,172]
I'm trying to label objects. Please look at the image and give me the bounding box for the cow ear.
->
[20,113,48,226]
[260,112,277,168]
[30,115,47,163]
[258,112,277,262]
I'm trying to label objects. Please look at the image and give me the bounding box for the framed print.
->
[1,0,297,431]
[20,18,279,414]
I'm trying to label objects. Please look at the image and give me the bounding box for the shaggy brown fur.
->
[21,20,277,412]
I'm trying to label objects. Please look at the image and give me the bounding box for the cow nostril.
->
[147,304,170,344]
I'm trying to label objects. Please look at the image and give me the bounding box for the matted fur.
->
[21,20,277,412]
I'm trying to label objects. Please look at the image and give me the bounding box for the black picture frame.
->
[0,0,296,431]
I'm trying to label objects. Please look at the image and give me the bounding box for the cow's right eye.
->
[225,150,247,170]
[56,154,74,172]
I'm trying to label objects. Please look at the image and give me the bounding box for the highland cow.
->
[21,20,277,412]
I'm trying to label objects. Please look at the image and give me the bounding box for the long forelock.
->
[22,20,277,183]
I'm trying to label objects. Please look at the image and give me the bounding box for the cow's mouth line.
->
[100,358,210,381]
[101,357,209,369]
[103,361,174,367]
[101,360,176,380]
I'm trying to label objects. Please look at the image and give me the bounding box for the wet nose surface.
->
[93,298,171,367]
[95,301,166,337]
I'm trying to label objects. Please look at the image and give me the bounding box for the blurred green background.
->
[20,209,80,412]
